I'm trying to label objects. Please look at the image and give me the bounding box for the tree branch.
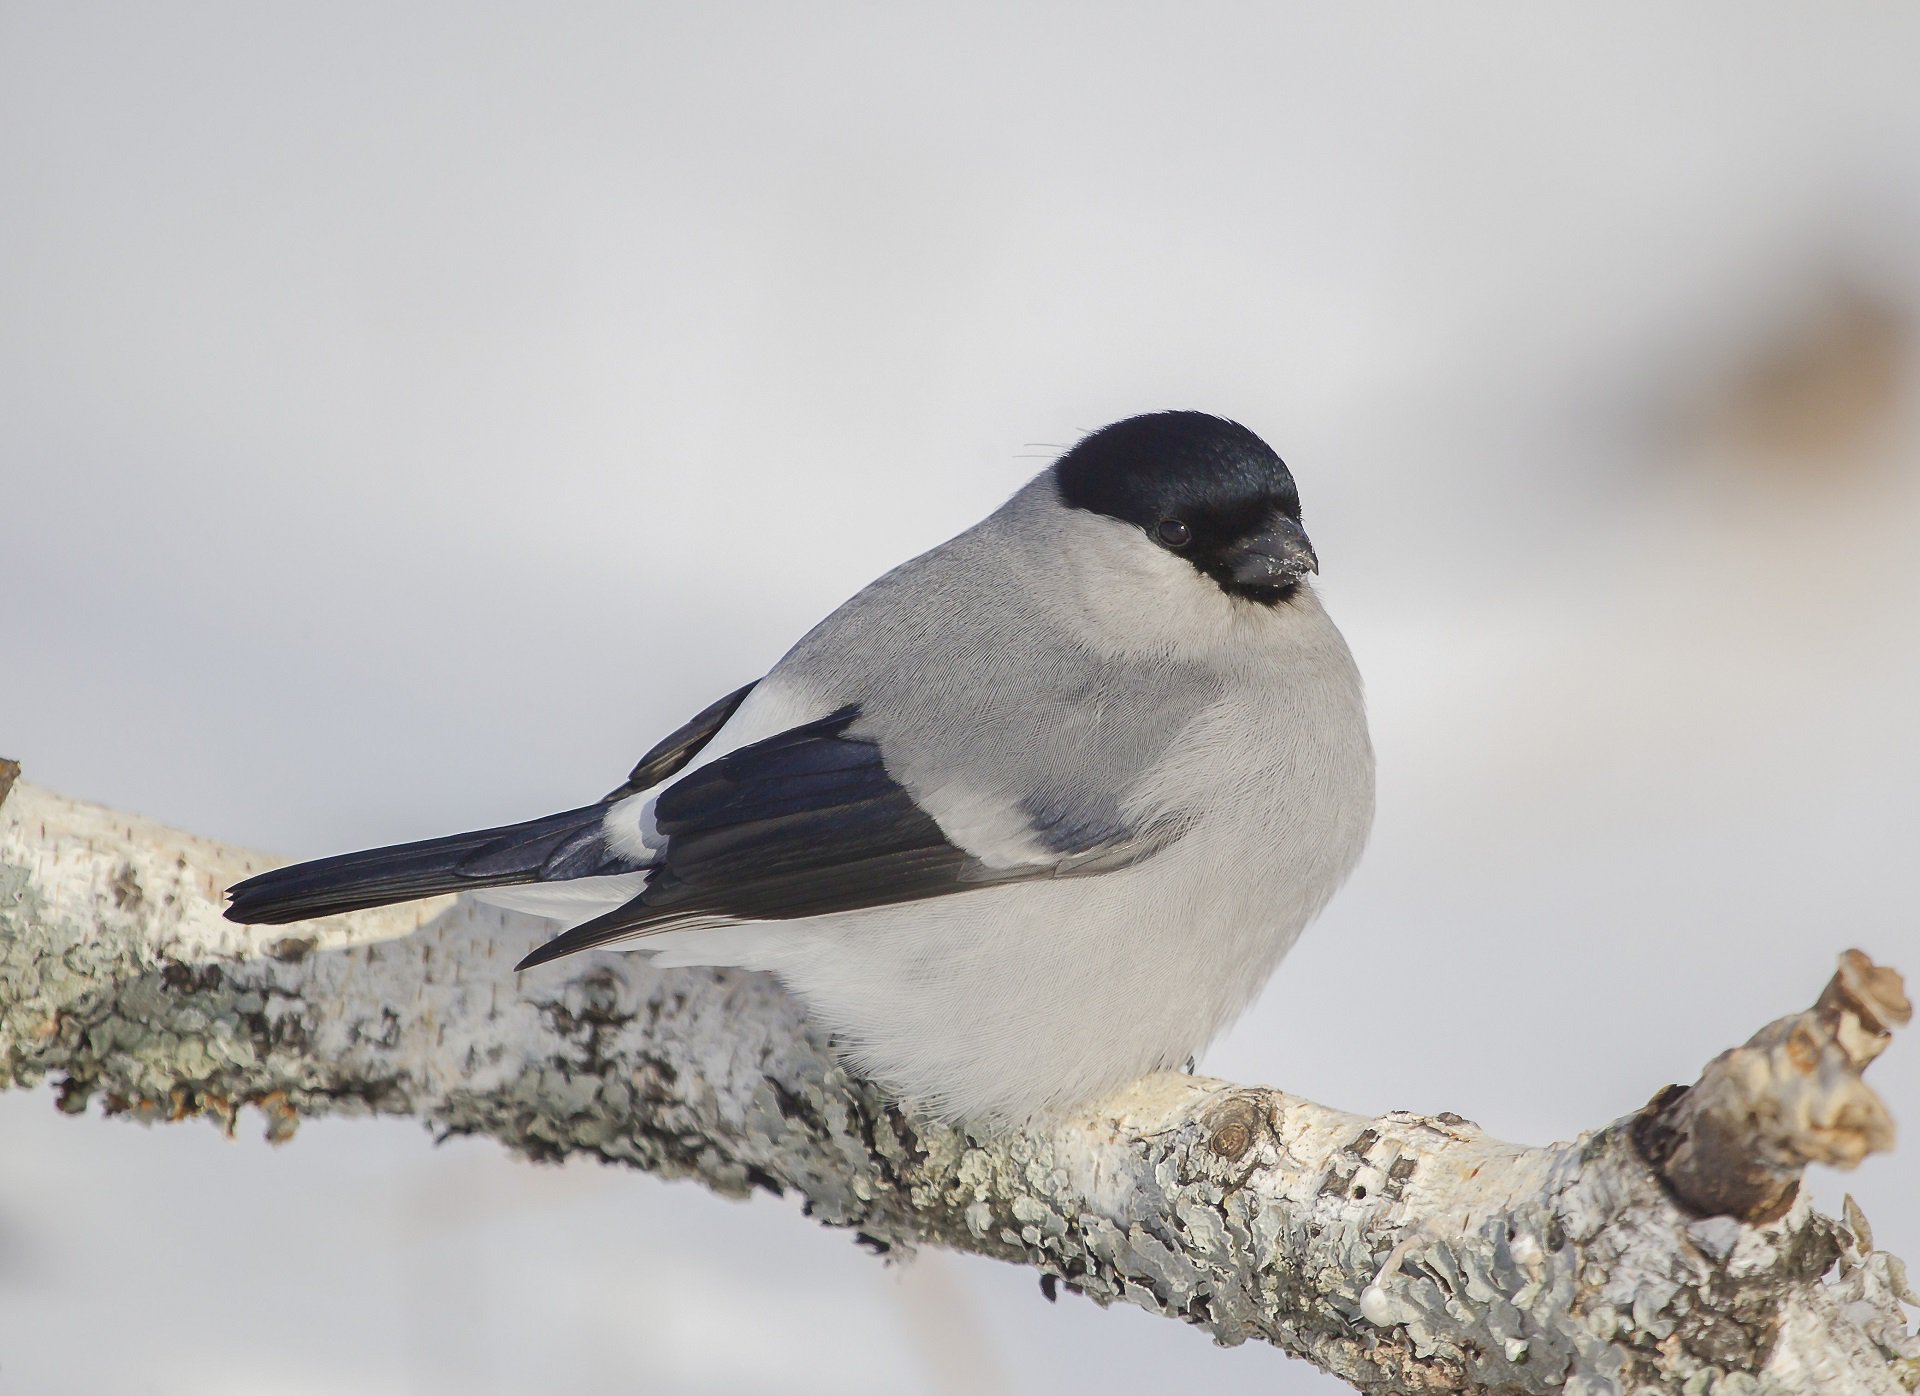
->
[2,771,1914,1393]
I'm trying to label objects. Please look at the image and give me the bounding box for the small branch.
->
[1636,950,1912,1225]
[2,774,1914,1393]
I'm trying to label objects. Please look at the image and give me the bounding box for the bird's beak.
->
[1226,517,1318,589]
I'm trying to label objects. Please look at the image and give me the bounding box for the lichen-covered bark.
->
[2,775,1915,1394]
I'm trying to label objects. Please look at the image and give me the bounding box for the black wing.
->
[520,707,979,966]
[516,705,1185,970]
[606,680,758,800]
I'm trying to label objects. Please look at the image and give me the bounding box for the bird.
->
[226,411,1375,1124]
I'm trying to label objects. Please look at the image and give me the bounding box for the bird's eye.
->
[1155,518,1191,549]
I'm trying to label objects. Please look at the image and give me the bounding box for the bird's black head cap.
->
[1053,411,1314,603]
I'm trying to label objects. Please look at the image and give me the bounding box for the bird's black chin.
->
[1222,577,1306,607]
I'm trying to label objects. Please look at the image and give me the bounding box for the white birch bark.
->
[1,764,1914,1395]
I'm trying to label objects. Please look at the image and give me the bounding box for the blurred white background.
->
[3,4,1917,1393]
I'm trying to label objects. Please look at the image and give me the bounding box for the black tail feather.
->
[224,804,627,925]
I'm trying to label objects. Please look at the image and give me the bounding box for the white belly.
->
[642,674,1374,1123]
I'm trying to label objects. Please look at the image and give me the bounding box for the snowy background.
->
[3,5,1917,1393]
